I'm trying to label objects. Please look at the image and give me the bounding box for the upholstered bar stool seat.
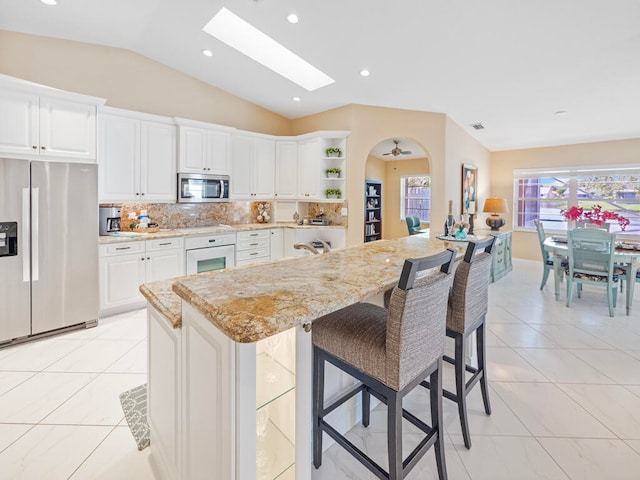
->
[312,249,456,480]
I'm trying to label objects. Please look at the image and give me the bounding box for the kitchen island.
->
[140,234,468,480]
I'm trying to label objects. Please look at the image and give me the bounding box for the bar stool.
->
[424,238,495,449]
[312,249,456,480]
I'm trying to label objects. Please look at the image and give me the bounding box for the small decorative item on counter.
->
[325,147,342,158]
[257,203,271,223]
[138,210,151,229]
[293,211,300,223]
[128,211,138,230]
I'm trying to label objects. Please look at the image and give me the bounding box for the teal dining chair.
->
[566,228,619,317]
[534,220,555,290]
[405,215,427,235]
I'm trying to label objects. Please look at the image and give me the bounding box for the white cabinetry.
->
[99,238,184,316]
[275,141,298,199]
[296,139,321,200]
[0,88,101,161]
[99,108,176,203]
[236,230,270,266]
[177,123,231,175]
[270,228,284,260]
[231,135,275,200]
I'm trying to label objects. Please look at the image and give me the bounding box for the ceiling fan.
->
[382,139,412,157]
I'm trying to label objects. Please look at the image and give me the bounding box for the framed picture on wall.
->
[461,164,478,215]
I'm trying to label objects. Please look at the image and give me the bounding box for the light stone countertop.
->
[142,234,470,343]
[99,223,346,244]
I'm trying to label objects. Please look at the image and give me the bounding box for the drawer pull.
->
[159,242,172,246]
[250,252,258,256]
[250,242,259,246]
[250,233,259,237]
[116,246,131,250]
[208,239,217,243]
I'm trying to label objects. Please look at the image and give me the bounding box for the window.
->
[514,166,640,237]
[401,176,431,222]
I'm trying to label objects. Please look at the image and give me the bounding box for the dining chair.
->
[405,215,426,235]
[565,228,619,317]
[534,220,565,290]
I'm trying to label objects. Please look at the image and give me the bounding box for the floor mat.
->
[119,383,150,450]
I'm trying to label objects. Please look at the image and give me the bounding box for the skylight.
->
[202,8,334,91]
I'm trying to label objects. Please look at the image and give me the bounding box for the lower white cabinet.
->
[236,230,270,266]
[99,238,184,316]
[270,228,284,260]
[148,305,182,480]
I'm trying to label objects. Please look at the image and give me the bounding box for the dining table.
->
[543,236,640,315]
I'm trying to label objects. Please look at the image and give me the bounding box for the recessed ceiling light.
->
[554,110,568,116]
[360,69,370,77]
[40,0,57,5]
[201,49,213,57]
[292,96,301,102]
[203,8,334,91]
[287,14,299,24]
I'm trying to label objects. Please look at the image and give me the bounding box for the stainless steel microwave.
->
[177,173,230,203]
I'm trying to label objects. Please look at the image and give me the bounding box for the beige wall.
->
[445,117,492,229]
[292,104,451,246]
[0,30,291,135]
[384,158,430,239]
[0,31,492,247]
[491,137,640,260]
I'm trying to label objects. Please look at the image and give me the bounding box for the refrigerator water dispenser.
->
[0,222,17,257]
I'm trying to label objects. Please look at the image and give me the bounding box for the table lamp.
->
[483,197,508,231]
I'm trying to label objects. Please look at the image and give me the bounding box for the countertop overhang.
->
[149,235,467,343]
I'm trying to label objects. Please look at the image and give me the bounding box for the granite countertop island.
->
[140,234,469,342]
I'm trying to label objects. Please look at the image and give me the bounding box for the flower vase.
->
[455,229,468,240]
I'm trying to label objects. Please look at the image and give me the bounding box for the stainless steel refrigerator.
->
[0,158,99,345]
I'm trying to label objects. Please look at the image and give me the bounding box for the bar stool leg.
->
[312,346,324,468]
[477,321,492,415]
[431,359,448,480]
[455,334,472,449]
[387,391,403,480]
[362,387,370,427]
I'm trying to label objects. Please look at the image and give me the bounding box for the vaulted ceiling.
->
[2,0,639,151]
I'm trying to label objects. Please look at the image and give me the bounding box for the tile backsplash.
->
[102,201,347,229]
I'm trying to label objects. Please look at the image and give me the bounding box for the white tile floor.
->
[0,258,639,479]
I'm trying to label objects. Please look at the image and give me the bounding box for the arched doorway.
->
[364,138,431,240]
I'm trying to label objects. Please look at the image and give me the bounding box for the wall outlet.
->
[341,207,348,216]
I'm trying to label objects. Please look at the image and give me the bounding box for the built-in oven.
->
[185,232,236,275]
[178,173,230,203]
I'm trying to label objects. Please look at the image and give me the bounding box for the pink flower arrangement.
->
[561,204,630,231]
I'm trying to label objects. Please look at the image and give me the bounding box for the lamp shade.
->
[483,197,509,214]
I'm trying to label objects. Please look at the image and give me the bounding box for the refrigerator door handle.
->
[22,187,30,282]
[32,187,39,282]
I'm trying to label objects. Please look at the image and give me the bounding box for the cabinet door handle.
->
[40,146,46,150]
[136,193,140,196]
[141,193,145,196]
[116,246,131,251]
[141,257,145,261]
[147,257,150,260]
[303,323,312,333]
[32,145,37,149]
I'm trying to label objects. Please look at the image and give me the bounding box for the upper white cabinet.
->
[275,141,298,199]
[99,108,176,203]
[297,139,321,199]
[231,134,275,200]
[0,88,101,161]
[177,122,230,175]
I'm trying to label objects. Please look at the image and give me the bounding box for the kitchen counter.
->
[99,223,346,244]
[142,234,466,343]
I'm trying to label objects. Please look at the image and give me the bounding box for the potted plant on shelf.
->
[325,188,342,199]
[325,167,342,178]
[325,147,342,158]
